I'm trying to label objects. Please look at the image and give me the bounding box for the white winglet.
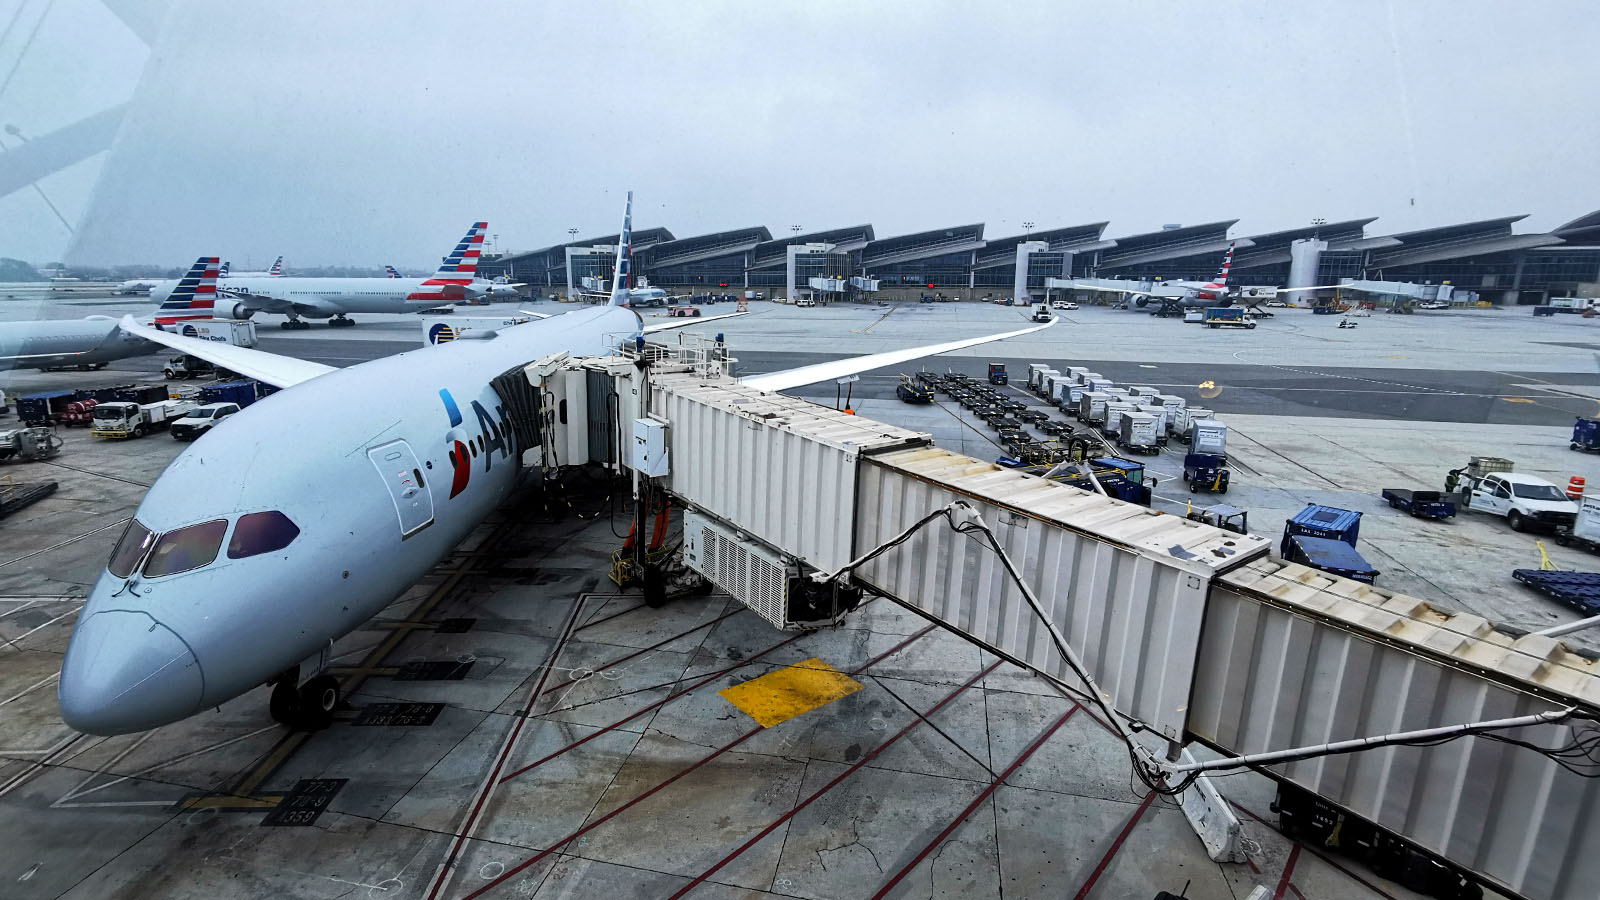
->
[738,319,1055,393]
[118,316,335,389]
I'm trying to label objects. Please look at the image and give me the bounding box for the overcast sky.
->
[4,0,1597,267]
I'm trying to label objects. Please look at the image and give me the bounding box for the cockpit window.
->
[107,519,156,578]
[228,511,301,559]
[142,519,228,577]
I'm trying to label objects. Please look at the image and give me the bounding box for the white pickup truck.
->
[1463,471,1579,532]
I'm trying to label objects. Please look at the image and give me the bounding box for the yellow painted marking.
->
[718,657,863,727]
[1503,397,1534,404]
[180,794,284,809]
[1386,355,1406,359]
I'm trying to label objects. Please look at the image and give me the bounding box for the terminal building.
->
[480,209,1600,306]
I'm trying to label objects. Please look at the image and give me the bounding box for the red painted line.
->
[1272,843,1302,900]
[1228,800,1398,900]
[869,704,1080,900]
[461,624,939,900]
[1071,786,1159,899]
[533,608,744,702]
[1288,884,1308,900]
[665,659,1004,900]
[423,596,585,900]
[498,629,808,783]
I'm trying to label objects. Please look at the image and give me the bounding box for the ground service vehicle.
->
[1183,452,1230,493]
[1032,305,1052,323]
[1462,471,1577,532]
[794,297,815,307]
[0,426,62,462]
[987,362,1008,385]
[1381,488,1456,519]
[1204,307,1256,329]
[89,399,195,439]
[1571,417,1600,452]
[170,402,242,441]
[162,355,216,380]
[1186,503,1248,535]
[667,306,700,317]
[1050,300,1077,310]
[894,375,933,404]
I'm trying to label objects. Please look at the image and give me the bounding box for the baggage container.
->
[1189,419,1228,456]
[197,380,261,409]
[1026,363,1049,391]
[1117,411,1159,453]
[1174,406,1214,443]
[1103,401,1134,436]
[1284,535,1379,583]
[17,390,74,425]
[1079,391,1111,425]
[113,385,170,405]
[1282,503,1362,555]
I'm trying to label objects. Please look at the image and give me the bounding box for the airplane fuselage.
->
[58,305,641,734]
[0,318,161,370]
[150,276,479,320]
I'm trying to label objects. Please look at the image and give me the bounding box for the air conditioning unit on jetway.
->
[680,509,862,631]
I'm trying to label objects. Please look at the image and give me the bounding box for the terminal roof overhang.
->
[640,227,773,269]
[1555,210,1600,245]
[499,227,677,267]
[859,224,986,268]
[1229,217,1378,269]
[972,223,1111,269]
[1096,220,1246,270]
[748,225,876,270]
[1368,215,1562,268]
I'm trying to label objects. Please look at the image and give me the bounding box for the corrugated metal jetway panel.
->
[1193,558,1600,900]
[651,374,930,574]
[853,446,1272,742]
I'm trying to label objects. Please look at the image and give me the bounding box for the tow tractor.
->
[1185,503,1249,535]
[667,305,701,318]
[0,426,63,462]
[987,362,1008,386]
[1571,416,1600,452]
[1182,452,1230,493]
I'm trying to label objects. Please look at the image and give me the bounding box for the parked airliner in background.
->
[1074,243,1241,309]
[220,256,284,278]
[148,223,492,329]
[55,191,1054,735]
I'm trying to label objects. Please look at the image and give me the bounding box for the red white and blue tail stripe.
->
[422,222,487,286]
[385,265,399,278]
[219,261,230,277]
[609,192,633,307]
[1204,243,1235,290]
[268,256,283,276]
[155,256,221,324]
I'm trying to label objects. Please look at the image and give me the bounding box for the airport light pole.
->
[1023,220,1034,238]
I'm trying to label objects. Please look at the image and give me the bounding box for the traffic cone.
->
[1568,476,1586,500]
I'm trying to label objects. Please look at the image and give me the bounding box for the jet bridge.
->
[517,342,1600,900]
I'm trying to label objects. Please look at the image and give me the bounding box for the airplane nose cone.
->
[58,610,204,735]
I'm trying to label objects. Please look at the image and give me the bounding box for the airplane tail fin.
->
[609,191,633,307]
[424,222,488,286]
[385,265,400,278]
[155,256,221,324]
[268,255,283,276]
[219,261,230,277]
[1213,243,1235,287]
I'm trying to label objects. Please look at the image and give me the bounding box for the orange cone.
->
[1568,476,1586,500]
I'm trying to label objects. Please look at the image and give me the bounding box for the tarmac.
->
[7,292,1597,899]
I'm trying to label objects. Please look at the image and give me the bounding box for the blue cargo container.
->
[1284,535,1379,584]
[1572,417,1600,452]
[1282,503,1362,556]
[198,380,260,408]
[18,390,75,424]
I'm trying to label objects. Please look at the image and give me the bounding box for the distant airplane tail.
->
[423,222,487,287]
[385,265,400,278]
[219,261,230,277]
[268,256,283,276]
[155,256,220,324]
[609,191,633,307]
[1211,243,1235,288]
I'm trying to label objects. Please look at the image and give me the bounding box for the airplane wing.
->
[738,320,1055,393]
[219,288,293,313]
[641,311,749,334]
[117,315,335,388]
[517,310,554,319]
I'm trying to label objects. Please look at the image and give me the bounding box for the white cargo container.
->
[1118,411,1159,451]
[1065,366,1089,382]
[1050,379,1074,408]
[1079,391,1112,424]
[1190,419,1228,456]
[1086,376,1112,393]
[1043,372,1068,399]
[1037,369,1061,397]
[1103,401,1134,436]
[1174,405,1213,438]
[1064,381,1088,412]
[650,372,930,574]
[1135,403,1167,436]
[1027,363,1050,391]
[1155,394,1186,431]
[1573,495,1600,544]
[165,318,258,348]
[1128,385,1157,402]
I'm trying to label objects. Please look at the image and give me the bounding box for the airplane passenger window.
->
[143,519,228,577]
[228,511,301,559]
[107,519,156,577]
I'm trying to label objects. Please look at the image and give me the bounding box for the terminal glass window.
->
[143,519,228,577]
[108,519,156,578]
[228,511,301,559]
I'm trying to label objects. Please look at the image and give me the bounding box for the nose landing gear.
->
[268,670,342,730]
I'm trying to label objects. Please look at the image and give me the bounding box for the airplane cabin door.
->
[367,440,435,538]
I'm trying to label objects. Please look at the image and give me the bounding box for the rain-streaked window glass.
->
[143,519,228,577]
[107,519,155,578]
[228,511,301,559]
